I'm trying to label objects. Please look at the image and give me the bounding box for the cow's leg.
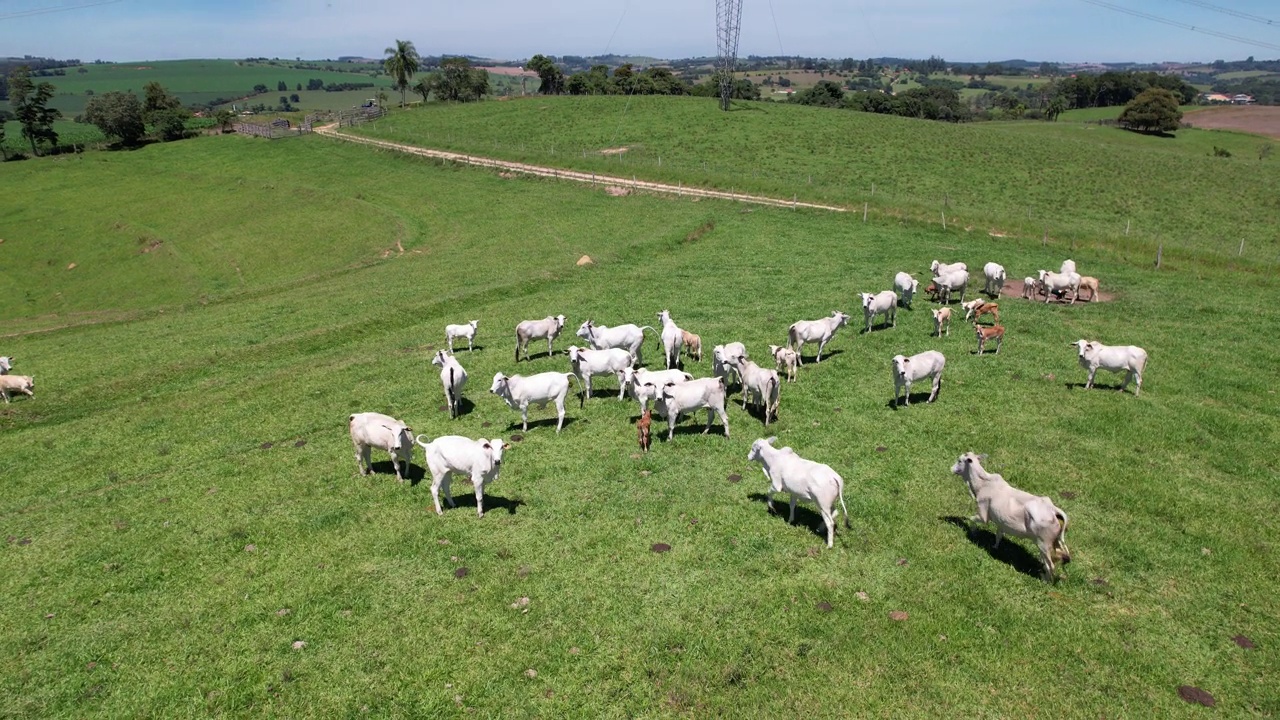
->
[822,510,835,548]
[555,397,566,433]
[430,469,446,515]
[788,494,798,524]
[1086,368,1097,390]
[929,373,942,402]
[472,473,486,518]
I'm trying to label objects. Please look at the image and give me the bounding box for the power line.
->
[0,0,122,20]
[1169,0,1277,28]
[1077,0,1280,52]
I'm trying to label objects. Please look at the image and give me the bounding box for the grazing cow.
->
[891,351,945,406]
[576,320,652,364]
[747,437,850,548]
[432,350,469,419]
[652,377,730,440]
[894,272,919,309]
[445,320,479,353]
[349,412,414,482]
[1037,270,1080,304]
[515,315,567,361]
[951,452,1071,582]
[932,270,969,305]
[0,374,34,403]
[734,356,781,425]
[932,307,952,337]
[657,310,684,369]
[637,409,652,452]
[1071,340,1148,396]
[0,356,13,374]
[860,291,898,332]
[414,434,509,517]
[490,371,580,433]
[680,329,703,362]
[567,345,633,404]
[975,324,1005,355]
[1060,259,1077,275]
[712,343,748,386]
[1078,276,1100,302]
[621,366,693,414]
[930,260,967,276]
[788,311,851,364]
[769,344,799,383]
[983,262,1006,296]
[924,282,942,303]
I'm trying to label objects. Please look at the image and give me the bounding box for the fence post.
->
[1239,239,1245,256]
[1155,241,1163,269]
[1042,227,1048,247]
[863,202,868,223]
[1125,219,1130,236]
[793,194,797,211]
[871,183,875,196]
[941,210,947,231]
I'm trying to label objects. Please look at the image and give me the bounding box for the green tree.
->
[0,121,7,161]
[412,76,434,103]
[214,108,235,132]
[383,39,421,107]
[8,66,61,156]
[1118,87,1183,133]
[432,58,489,102]
[83,90,146,145]
[289,93,300,103]
[277,80,287,92]
[253,84,268,94]
[143,81,189,141]
[526,55,564,95]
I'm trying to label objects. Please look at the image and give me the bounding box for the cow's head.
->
[892,354,908,378]
[747,436,778,463]
[833,311,851,326]
[490,373,509,395]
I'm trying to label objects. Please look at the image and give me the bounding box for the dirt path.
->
[314,124,848,213]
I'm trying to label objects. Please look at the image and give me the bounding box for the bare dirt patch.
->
[605,186,631,197]
[1184,106,1280,140]
[599,147,629,155]
[1000,279,1115,304]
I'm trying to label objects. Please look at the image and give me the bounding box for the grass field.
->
[3,111,1280,716]
[2,120,106,155]
[351,95,1280,266]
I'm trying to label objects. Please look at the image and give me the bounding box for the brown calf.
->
[974,324,1005,355]
[969,301,1000,325]
[680,330,703,362]
[1078,276,1099,302]
[637,408,652,452]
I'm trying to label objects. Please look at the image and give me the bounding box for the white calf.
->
[891,351,945,406]
[1038,270,1080,304]
[567,345,633,403]
[657,310,684,369]
[490,371,579,433]
[768,344,798,383]
[951,452,1071,582]
[748,437,850,548]
[349,412,415,482]
[445,320,478,353]
[432,350,469,419]
[653,377,730,440]
[734,356,781,425]
[1072,340,1148,396]
[515,315,567,361]
[1021,277,1039,300]
[788,311,851,364]
[861,291,898,332]
[932,269,969,305]
[712,342,748,386]
[621,366,693,413]
[576,320,652,364]
[0,374,34,403]
[414,435,509,517]
[893,272,919,309]
[983,262,1006,296]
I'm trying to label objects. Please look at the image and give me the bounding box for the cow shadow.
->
[503,416,577,433]
[940,516,1044,579]
[747,492,829,542]
[797,349,843,365]
[578,387,626,406]
[1064,381,1128,392]
[660,421,731,440]
[449,344,486,353]
[442,397,477,418]
[440,492,525,516]
[860,322,896,334]
[369,460,426,486]
[886,392,937,410]
[741,402,777,425]
[516,349,557,363]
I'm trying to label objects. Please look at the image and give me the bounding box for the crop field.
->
[3,109,1280,716]
[2,120,106,155]
[352,95,1280,266]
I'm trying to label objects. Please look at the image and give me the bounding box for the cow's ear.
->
[503,443,512,450]
[482,442,492,450]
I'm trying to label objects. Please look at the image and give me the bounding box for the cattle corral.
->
[1,103,1279,716]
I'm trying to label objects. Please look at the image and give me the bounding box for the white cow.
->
[414,435,509,517]
[621,366,692,414]
[1021,276,1039,300]
[349,412,415,482]
[891,351,945,406]
[788,311,851,364]
[951,452,1071,582]
[576,320,653,365]
[567,345,633,403]
[733,356,781,425]
[932,270,969,305]
[1060,259,1077,275]
[652,377,730,440]
[747,437,850,548]
[768,344,798,383]
[1038,270,1080,304]
[712,342,748,386]
[1071,340,1148,396]
[657,310,684,369]
[445,320,478,353]
[431,350,468,419]
[893,272,919,309]
[0,374,34,403]
[0,356,13,374]
[861,291,898,332]
[983,262,1006,296]
[931,260,967,276]
[489,371,579,433]
[515,315,567,361]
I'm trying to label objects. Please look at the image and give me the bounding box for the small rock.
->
[276,608,291,617]
[18,537,31,546]
[510,597,530,609]
[856,591,870,602]
[244,544,256,553]
[1060,491,1076,500]
[1233,635,1255,649]
[1177,686,1215,707]
[44,613,55,620]
[1043,373,1056,382]
[1091,577,1109,587]
[875,446,887,452]
[86,661,97,670]
[895,558,908,567]
[450,555,461,562]
[815,602,833,613]
[445,683,453,689]
[438,539,451,545]
[260,442,274,449]
[67,263,77,270]
[806,547,820,557]
[510,434,524,443]
[1202,547,1212,556]
[454,567,469,579]
[292,641,306,650]
[889,610,909,622]
[651,543,671,553]
[517,565,531,578]
[524,668,538,679]
[569,647,580,655]
[576,255,594,266]
[727,473,741,483]
[481,422,491,428]
[453,695,464,706]
[938,635,948,642]
[293,439,307,448]
[639,470,651,477]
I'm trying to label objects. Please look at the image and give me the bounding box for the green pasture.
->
[2,120,106,155]
[1215,70,1279,80]
[351,95,1280,265]
[2,112,1279,716]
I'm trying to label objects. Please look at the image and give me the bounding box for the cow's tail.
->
[837,472,851,529]
[448,367,457,418]
[1053,508,1070,563]
[787,324,798,351]
[767,376,779,422]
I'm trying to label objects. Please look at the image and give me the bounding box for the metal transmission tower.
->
[715,0,744,111]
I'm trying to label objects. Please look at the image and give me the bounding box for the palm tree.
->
[384,39,422,108]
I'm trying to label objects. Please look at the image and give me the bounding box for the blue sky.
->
[3,0,1278,63]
